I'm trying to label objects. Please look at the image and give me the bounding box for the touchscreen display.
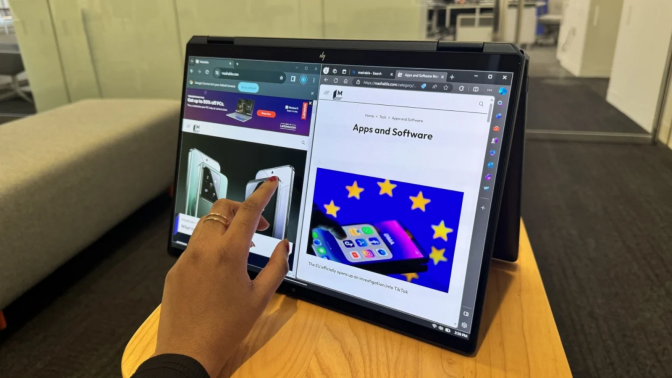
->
[246,179,278,238]
[172,57,514,340]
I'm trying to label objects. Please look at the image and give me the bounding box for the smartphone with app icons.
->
[341,223,393,263]
[311,220,429,274]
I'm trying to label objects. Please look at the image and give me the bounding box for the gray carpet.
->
[527,77,648,134]
[0,196,175,378]
[522,142,672,378]
[0,98,36,126]
[525,46,574,79]
[1,79,671,377]
[0,98,35,116]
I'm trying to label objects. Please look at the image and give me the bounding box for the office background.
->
[0,1,671,377]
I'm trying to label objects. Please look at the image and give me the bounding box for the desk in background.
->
[435,1,542,44]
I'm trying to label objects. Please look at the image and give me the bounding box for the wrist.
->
[153,343,235,378]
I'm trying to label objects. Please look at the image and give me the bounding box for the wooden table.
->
[122,222,571,377]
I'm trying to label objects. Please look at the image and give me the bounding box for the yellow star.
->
[409,191,431,211]
[323,200,340,217]
[402,273,419,282]
[377,179,397,197]
[346,181,365,199]
[431,220,453,241]
[429,246,447,265]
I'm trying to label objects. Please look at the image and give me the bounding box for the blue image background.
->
[311,168,464,293]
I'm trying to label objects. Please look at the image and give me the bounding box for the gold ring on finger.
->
[204,214,230,227]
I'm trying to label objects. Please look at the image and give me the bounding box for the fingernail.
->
[284,239,290,256]
[267,176,278,182]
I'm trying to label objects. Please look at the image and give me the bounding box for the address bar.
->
[318,85,492,115]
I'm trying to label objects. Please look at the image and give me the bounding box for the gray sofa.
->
[0,99,180,310]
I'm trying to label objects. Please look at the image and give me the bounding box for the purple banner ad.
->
[183,88,312,136]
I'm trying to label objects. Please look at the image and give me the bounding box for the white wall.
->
[323,0,425,40]
[10,0,71,112]
[503,6,537,45]
[547,0,564,15]
[48,0,101,102]
[10,0,427,112]
[607,0,672,133]
[658,77,672,147]
[580,0,624,77]
[175,0,323,48]
[556,0,590,76]
[556,0,623,78]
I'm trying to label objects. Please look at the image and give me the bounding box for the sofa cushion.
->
[0,99,180,308]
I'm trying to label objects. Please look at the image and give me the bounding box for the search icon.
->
[479,101,484,107]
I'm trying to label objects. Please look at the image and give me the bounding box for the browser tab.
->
[395,70,447,83]
[195,58,233,67]
[349,67,396,78]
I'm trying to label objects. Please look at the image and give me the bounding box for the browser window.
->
[172,56,513,338]
[173,58,320,272]
[296,84,495,329]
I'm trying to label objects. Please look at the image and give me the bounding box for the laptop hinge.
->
[229,37,439,52]
[482,43,519,54]
[206,36,235,45]
[437,41,484,52]
[201,37,501,54]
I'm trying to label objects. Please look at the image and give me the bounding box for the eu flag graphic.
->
[311,168,464,293]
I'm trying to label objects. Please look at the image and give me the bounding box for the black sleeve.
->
[131,354,210,378]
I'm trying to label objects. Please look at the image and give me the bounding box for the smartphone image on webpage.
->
[311,220,429,274]
[245,165,295,239]
[194,162,228,218]
[185,148,220,216]
[339,223,393,263]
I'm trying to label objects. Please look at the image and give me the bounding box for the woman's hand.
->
[154,177,289,377]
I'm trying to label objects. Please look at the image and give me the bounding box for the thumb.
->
[253,239,290,302]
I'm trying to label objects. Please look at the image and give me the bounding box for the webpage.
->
[172,62,319,273]
[294,85,493,328]
[172,57,512,338]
